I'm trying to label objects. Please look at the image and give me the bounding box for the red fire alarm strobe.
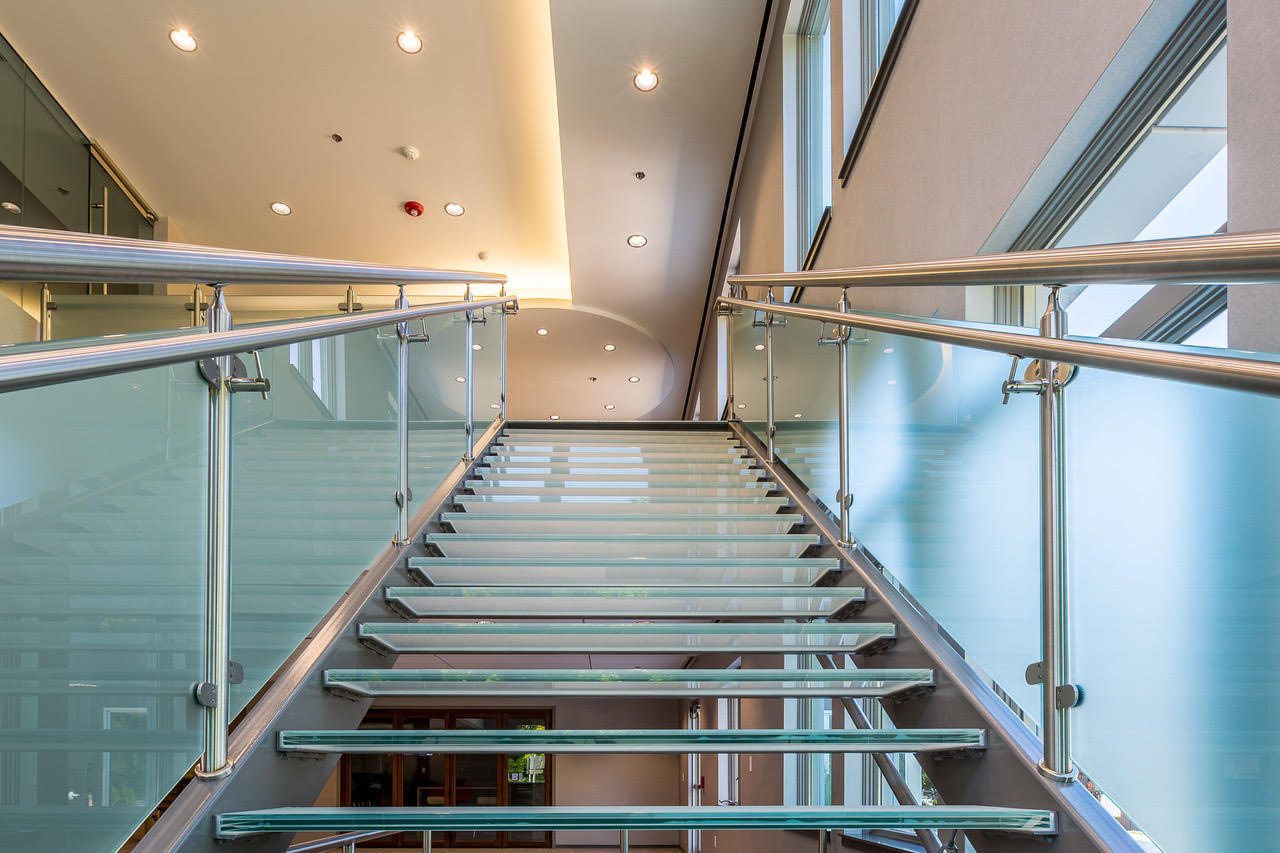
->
[404,201,425,217]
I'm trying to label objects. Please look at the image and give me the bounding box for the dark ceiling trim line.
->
[1008,0,1226,252]
[837,0,921,188]
[681,0,779,420]
[791,204,832,304]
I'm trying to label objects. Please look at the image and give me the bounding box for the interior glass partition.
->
[0,340,208,853]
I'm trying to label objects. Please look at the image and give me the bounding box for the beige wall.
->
[309,696,684,848]
[1227,0,1280,351]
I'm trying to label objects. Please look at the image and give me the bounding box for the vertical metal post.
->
[198,284,233,778]
[836,288,853,546]
[394,285,411,546]
[423,830,431,853]
[765,286,776,460]
[499,286,508,419]
[818,828,827,853]
[190,284,204,327]
[39,284,53,341]
[1038,285,1075,781]
[463,286,475,461]
[620,829,629,853]
[723,286,736,420]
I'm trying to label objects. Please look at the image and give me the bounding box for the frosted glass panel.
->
[472,303,502,436]
[1068,361,1280,853]
[769,314,840,512]
[843,324,1041,717]
[0,361,208,853]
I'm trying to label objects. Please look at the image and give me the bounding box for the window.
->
[716,698,740,805]
[791,0,833,262]
[342,709,552,848]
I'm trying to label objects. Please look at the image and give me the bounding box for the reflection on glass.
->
[506,717,549,843]
[453,717,501,845]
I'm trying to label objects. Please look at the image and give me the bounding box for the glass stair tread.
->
[383,585,864,618]
[470,474,768,486]
[454,495,788,509]
[423,532,819,559]
[321,666,933,698]
[466,485,776,498]
[409,556,836,586]
[502,429,735,439]
[215,805,1055,837]
[439,512,803,535]
[277,727,982,753]
[487,451,748,462]
[357,620,894,654]
[477,464,758,474]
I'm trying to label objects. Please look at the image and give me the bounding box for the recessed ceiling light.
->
[169,28,198,52]
[604,404,616,410]
[736,403,746,409]
[627,376,640,383]
[633,68,659,92]
[603,344,616,352]
[754,344,764,351]
[444,202,465,217]
[536,328,549,336]
[627,234,648,248]
[1,201,20,215]
[793,412,803,418]
[454,376,466,383]
[397,30,423,54]
[489,403,501,410]
[269,202,292,216]
[472,343,482,351]
[883,347,895,354]
[887,379,897,385]
[549,414,560,420]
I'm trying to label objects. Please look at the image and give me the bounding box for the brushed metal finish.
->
[718,296,1280,396]
[0,223,504,285]
[730,229,1280,288]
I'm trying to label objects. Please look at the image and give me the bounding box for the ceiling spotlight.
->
[887,379,898,385]
[269,202,292,216]
[472,343,482,351]
[169,28,198,52]
[603,344,616,352]
[793,412,803,419]
[736,403,747,409]
[397,30,423,54]
[1,201,20,215]
[633,68,659,92]
[549,414,560,420]
[627,234,648,249]
[489,403,502,410]
[604,404,616,411]
[627,376,640,383]
[536,328,549,336]
[754,344,764,351]
[454,376,466,383]
[883,347,895,354]
[444,202,465,217]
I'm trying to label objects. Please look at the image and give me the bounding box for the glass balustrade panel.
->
[409,312,471,499]
[0,355,208,853]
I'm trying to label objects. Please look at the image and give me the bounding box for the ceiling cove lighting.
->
[444,202,465,217]
[627,234,648,248]
[269,202,292,216]
[397,30,423,54]
[603,344,616,352]
[169,28,198,52]
[536,328,549,336]
[633,68,659,92]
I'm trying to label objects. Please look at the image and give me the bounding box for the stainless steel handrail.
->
[717,296,1280,397]
[0,224,506,286]
[728,229,1280,288]
[288,830,398,852]
[0,296,515,393]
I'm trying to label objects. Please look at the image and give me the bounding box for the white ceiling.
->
[0,0,765,418]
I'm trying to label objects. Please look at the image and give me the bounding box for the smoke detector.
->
[400,145,420,161]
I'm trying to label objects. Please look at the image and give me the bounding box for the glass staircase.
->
[219,426,1057,845]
